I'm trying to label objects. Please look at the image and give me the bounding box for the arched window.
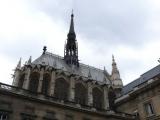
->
[18,74,25,88]
[75,83,87,105]
[54,78,69,101]
[92,87,103,109]
[29,72,40,93]
[42,73,51,95]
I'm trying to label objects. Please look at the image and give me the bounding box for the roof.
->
[32,52,111,84]
[122,64,160,95]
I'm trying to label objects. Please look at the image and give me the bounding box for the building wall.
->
[0,89,134,120]
[116,79,160,120]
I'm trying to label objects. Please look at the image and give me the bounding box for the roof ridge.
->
[46,51,106,72]
[141,64,160,76]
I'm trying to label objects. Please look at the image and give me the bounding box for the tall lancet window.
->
[54,78,69,101]
[42,73,51,95]
[92,87,103,109]
[18,74,25,88]
[29,72,40,93]
[75,83,87,105]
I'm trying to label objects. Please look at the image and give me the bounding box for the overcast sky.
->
[0,0,160,85]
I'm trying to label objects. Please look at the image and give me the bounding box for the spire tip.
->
[71,9,74,17]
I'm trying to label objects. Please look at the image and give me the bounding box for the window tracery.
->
[54,78,69,101]
[75,83,87,105]
[18,74,25,88]
[29,72,40,93]
[42,73,51,95]
[92,87,103,109]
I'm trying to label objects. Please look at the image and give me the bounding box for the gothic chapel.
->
[0,13,136,120]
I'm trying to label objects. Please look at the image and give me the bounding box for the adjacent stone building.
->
[116,65,160,120]
[0,13,159,120]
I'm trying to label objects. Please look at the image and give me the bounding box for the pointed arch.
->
[92,87,103,109]
[29,72,40,93]
[75,83,87,105]
[18,74,25,88]
[54,78,69,101]
[42,73,51,95]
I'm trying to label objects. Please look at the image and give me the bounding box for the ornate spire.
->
[69,12,75,34]
[64,12,79,67]
[111,55,123,88]
[112,55,116,65]
[112,55,119,76]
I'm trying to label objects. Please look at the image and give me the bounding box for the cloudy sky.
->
[0,0,160,85]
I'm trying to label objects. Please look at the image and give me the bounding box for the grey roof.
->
[32,52,111,84]
[122,64,160,95]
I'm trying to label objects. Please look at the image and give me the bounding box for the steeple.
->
[111,55,123,88]
[112,55,119,74]
[69,12,75,34]
[64,12,79,67]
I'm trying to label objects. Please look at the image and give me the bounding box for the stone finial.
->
[16,58,21,69]
[112,55,116,65]
[112,55,118,74]
[27,56,32,64]
[43,46,47,54]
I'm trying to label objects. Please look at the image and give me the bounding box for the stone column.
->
[37,68,44,93]
[103,85,109,110]
[49,70,56,96]
[87,82,93,106]
[69,76,75,102]
[23,67,31,90]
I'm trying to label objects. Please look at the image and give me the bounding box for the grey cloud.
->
[28,0,152,47]
[0,36,44,60]
[0,0,159,85]
[73,0,150,46]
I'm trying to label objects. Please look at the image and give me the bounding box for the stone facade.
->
[0,13,132,120]
[116,68,160,120]
[1,13,160,120]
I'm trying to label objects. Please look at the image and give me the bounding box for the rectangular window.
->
[144,102,155,116]
[0,111,9,120]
